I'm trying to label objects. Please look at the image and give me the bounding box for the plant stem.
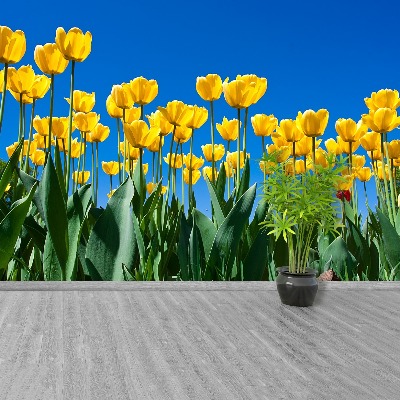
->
[116,118,122,185]
[47,74,54,162]
[110,175,112,194]
[122,109,126,180]
[91,142,95,206]
[24,99,36,173]
[237,108,241,191]
[189,129,194,211]
[167,125,176,201]
[227,140,231,197]
[180,143,184,210]
[243,107,248,160]
[96,142,99,205]
[66,61,75,194]
[0,63,8,132]
[210,100,215,183]
[380,132,394,223]
[139,148,143,220]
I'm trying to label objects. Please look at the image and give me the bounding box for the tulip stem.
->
[167,125,176,202]
[18,95,24,166]
[381,132,394,223]
[0,63,8,132]
[312,137,316,169]
[152,152,155,183]
[47,74,54,163]
[189,130,194,212]
[24,99,36,173]
[173,140,180,198]
[96,142,99,206]
[76,132,83,191]
[122,109,126,181]
[91,142,95,206]
[292,142,296,173]
[180,143,184,210]
[66,61,75,194]
[384,133,397,222]
[62,139,67,175]
[157,134,162,182]
[227,141,231,197]
[236,108,241,191]
[139,148,144,220]
[82,132,87,179]
[110,175,113,195]
[116,118,122,186]
[243,107,248,160]
[210,101,215,183]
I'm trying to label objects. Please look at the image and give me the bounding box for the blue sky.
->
[1,0,400,218]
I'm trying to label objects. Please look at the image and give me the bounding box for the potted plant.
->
[260,151,346,306]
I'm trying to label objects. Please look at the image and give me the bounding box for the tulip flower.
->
[111,84,135,112]
[6,142,19,158]
[295,136,321,158]
[34,43,69,75]
[9,90,33,104]
[51,117,70,139]
[102,161,120,193]
[376,162,390,181]
[217,117,240,142]
[352,154,366,170]
[55,27,92,62]
[202,144,225,162]
[226,151,249,170]
[128,76,158,106]
[73,112,100,133]
[222,78,256,109]
[196,74,223,101]
[337,136,360,154]
[335,118,367,142]
[183,168,201,185]
[33,133,46,148]
[360,131,380,152]
[362,108,400,134]
[164,153,183,169]
[158,100,192,127]
[33,116,50,136]
[65,90,95,113]
[220,161,234,178]
[88,123,110,143]
[72,171,90,185]
[296,109,329,166]
[336,174,354,191]
[123,107,141,123]
[252,114,278,137]
[356,167,372,182]
[174,125,192,144]
[387,140,400,160]
[186,105,208,130]
[203,166,218,181]
[106,95,123,119]
[69,138,83,159]
[147,110,174,136]
[124,120,160,149]
[286,159,306,175]
[30,149,45,166]
[325,138,341,156]
[183,154,204,170]
[277,119,304,142]
[146,182,167,195]
[146,136,164,153]
[119,142,140,159]
[7,65,35,95]
[367,147,382,162]
[267,144,291,163]
[0,26,26,131]
[306,148,329,169]
[259,160,277,175]
[365,89,400,111]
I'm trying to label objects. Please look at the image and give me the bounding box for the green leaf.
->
[190,218,202,281]
[346,216,370,277]
[204,174,225,228]
[235,157,250,202]
[208,183,257,279]
[23,214,46,253]
[376,208,400,271]
[54,143,67,204]
[39,156,69,267]
[177,212,191,280]
[215,161,227,201]
[65,184,92,280]
[43,234,62,280]
[0,183,37,271]
[243,228,269,280]
[193,208,216,261]
[0,139,22,199]
[85,178,135,281]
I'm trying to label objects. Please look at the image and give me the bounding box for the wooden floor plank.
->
[0,283,399,399]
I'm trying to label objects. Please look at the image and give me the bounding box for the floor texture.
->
[0,281,399,400]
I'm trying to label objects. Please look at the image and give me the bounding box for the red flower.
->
[336,190,351,202]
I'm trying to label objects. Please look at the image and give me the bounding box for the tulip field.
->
[1,25,400,281]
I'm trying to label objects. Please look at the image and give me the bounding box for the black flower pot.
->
[276,267,318,307]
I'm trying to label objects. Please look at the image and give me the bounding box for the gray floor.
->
[0,282,399,400]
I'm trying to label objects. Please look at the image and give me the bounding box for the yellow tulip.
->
[69,138,83,158]
[146,182,167,195]
[325,138,341,156]
[146,136,164,152]
[131,160,148,175]
[34,43,69,75]
[163,153,183,169]
[73,111,100,133]
[216,117,240,141]
[394,158,400,167]
[27,74,51,99]
[123,107,141,123]
[158,100,192,126]
[174,125,192,144]
[146,110,174,136]
[277,119,304,142]
[111,84,134,109]
[226,151,249,170]
[267,144,291,163]
[222,78,256,109]
[72,171,90,184]
[124,120,160,149]
[106,95,123,119]
[352,154,366,169]
[376,162,390,181]
[251,114,278,137]
[128,76,158,105]
[183,154,204,170]
[33,115,50,136]
[0,26,26,64]
[356,167,373,182]
[295,136,321,157]
[361,108,400,133]
[360,131,380,152]
[33,133,47,148]
[51,117,70,139]
[87,123,110,143]
[296,109,329,137]
[286,159,306,175]
[271,134,289,148]
[236,74,267,106]
[337,136,360,154]
[183,168,201,185]
[306,148,329,168]
[65,90,95,113]
[30,149,45,166]
[196,74,223,101]
[102,161,120,176]
[6,142,18,157]
[335,174,354,191]
[9,89,33,104]
[186,105,208,129]
[21,140,37,157]
[203,166,218,180]
[201,144,225,162]
[259,160,276,174]
[7,65,35,94]
[386,140,400,159]
[119,142,140,159]
[0,69,5,92]
[364,89,400,111]
[368,147,382,161]
[335,118,367,142]
[55,27,92,62]
[220,161,234,177]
